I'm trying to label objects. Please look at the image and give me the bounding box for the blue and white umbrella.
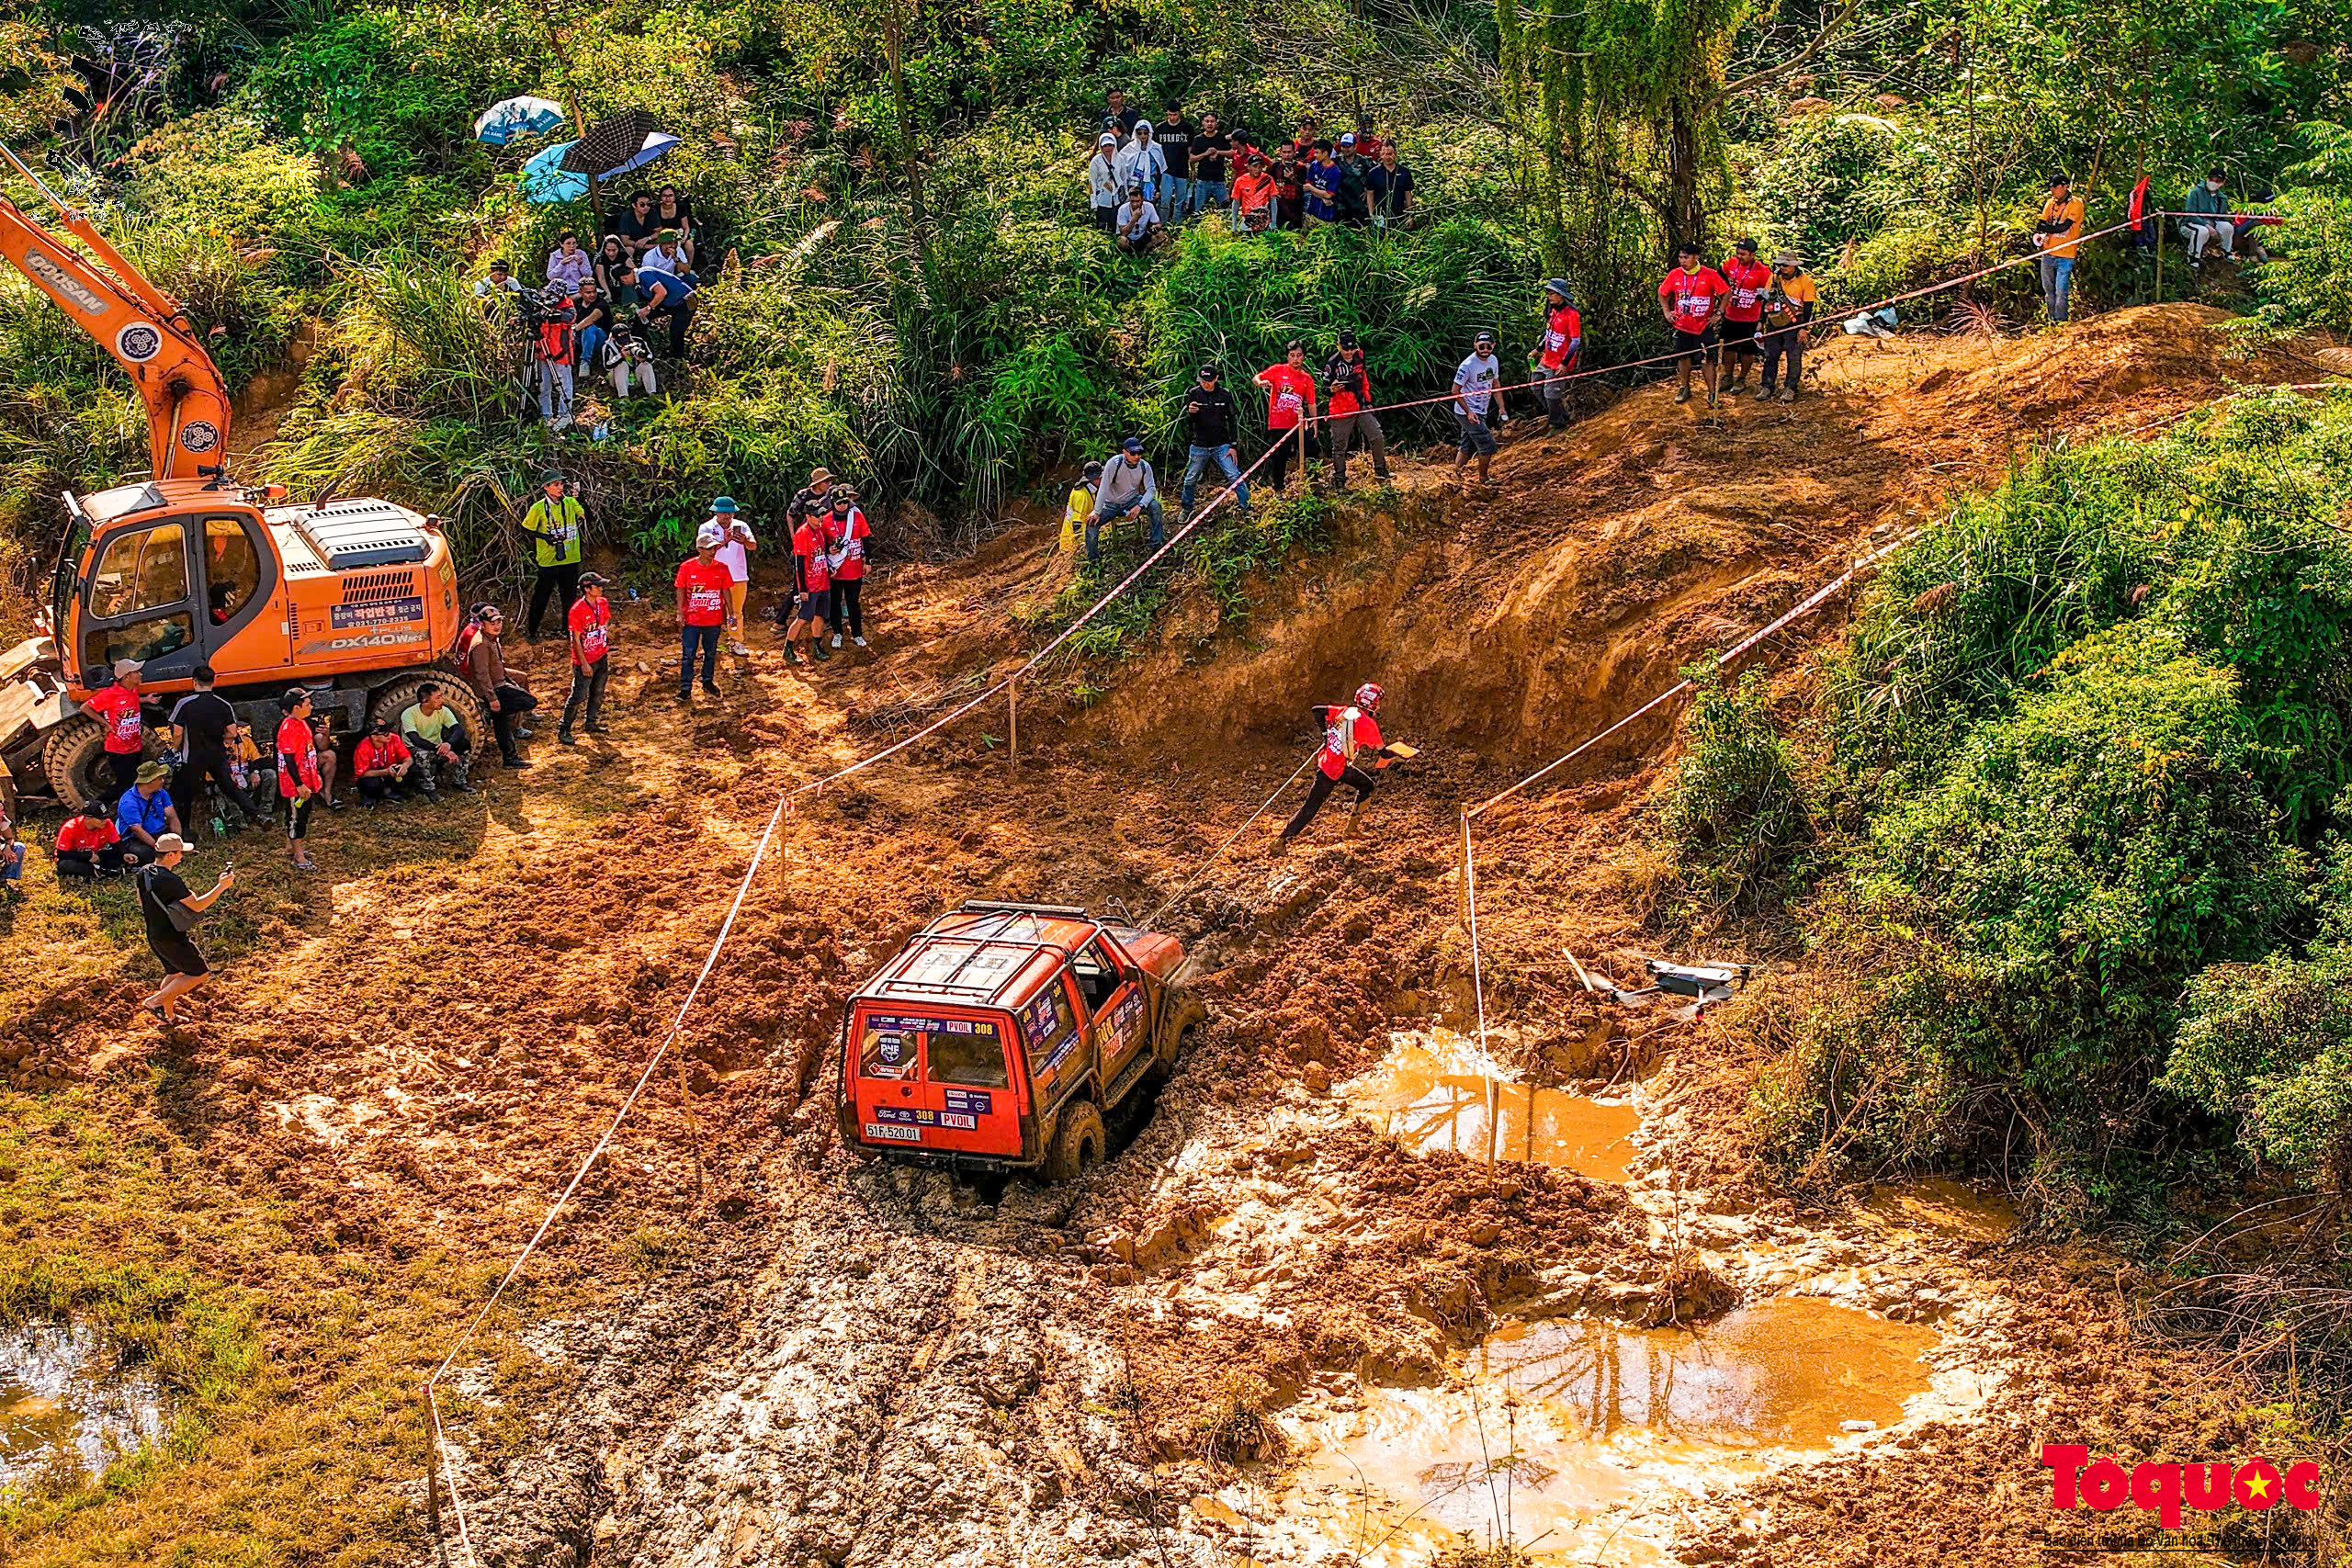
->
[473,95,568,148]
[521,141,591,203]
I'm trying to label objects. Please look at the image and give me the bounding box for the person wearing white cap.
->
[675,524,732,702]
[134,832,232,1021]
[1088,132,1123,232]
[85,658,148,799]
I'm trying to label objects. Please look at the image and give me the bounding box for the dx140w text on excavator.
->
[0,146,478,812]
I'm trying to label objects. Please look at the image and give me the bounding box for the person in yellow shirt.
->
[2033,175,2086,324]
[1759,252,1818,403]
[1059,461,1103,554]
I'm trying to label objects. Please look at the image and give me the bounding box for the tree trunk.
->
[1667,99,1704,249]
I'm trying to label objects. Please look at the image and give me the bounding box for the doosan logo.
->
[2042,1444,2323,1529]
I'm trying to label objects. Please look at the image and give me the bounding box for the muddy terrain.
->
[2,306,2327,1568]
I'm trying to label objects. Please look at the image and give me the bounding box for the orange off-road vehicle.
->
[0,152,473,809]
[838,901,1203,1180]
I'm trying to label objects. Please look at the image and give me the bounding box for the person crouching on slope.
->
[1279,682,1405,848]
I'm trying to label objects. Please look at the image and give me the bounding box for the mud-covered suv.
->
[837,901,1202,1180]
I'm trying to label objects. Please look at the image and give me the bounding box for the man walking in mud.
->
[1278,682,1405,848]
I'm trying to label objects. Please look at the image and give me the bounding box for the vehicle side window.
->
[1018,978,1080,1083]
[88,525,189,621]
[204,516,261,626]
[1069,938,1123,1015]
[82,613,194,676]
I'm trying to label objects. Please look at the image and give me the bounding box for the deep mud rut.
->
[4,307,2324,1568]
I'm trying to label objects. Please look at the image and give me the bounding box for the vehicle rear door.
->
[1070,934,1148,1089]
[849,1002,1027,1157]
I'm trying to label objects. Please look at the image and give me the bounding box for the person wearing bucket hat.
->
[521,468,587,640]
[1759,251,1818,403]
[560,572,615,742]
[708,496,759,655]
[676,525,732,701]
[115,758,182,869]
[134,831,232,1022]
[1533,278,1583,432]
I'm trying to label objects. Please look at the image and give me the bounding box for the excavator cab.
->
[0,147,475,807]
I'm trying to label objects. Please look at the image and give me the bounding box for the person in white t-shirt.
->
[1451,330,1508,488]
[708,495,757,655]
[1116,189,1165,254]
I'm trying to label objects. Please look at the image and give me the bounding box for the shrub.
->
[2168,952,2352,1190]
[1660,660,1815,910]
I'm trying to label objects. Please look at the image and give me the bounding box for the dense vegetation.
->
[0,0,2344,598]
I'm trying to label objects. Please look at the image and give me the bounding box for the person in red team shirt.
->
[84,657,148,799]
[560,571,614,742]
[675,527,732,702]
[1717,237,1772,398]
[1254,340,1318,492]
[1532,277,1584,431]
[782,506,833,668]
[1279,682,1408,847]
[824,488,872,650]
[1657,241,1729,406]
[275,686,323,872]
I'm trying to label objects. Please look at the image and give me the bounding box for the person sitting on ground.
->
[547,230,594,292]
[223,720,266,817]
[473,257,524,304]
[654,185,698,265]
[1718,238,1770,397]
[571,281,612,373]
[602,319,660,399]
[825,488,872,650]
[1658,241,1729,404]
[54,799,124,882]
[1061,461,1104,554]
[1088,132,1123,232]
[2182,167,2237,265]
[461,604,537,769]
[679,525,736,694]
[595,235,637,304]
[1278,682,1405,847]
[782,510,832,668]
[1758,251,1817,403]
[639,254,696,358]
[276,688,323,872]
[1115,188,1165,254]
[400,683,475,796]
[1231,153,1276,233]
[351,720,417,807]
[309,712,345,811]
[615,189,662,260]
[639,230,695,286]
[1090,437,1165,565]
[1452,330,1508,488]
[0,810,25,901]
[135,834,232,1022]
[116,759,181,869]
[560,572,615,744]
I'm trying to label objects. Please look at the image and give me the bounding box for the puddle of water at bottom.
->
[1343,1043,1641,1182]
[1270,1299,1939,1565]
[1862,1177,2018,1242]
[0,1320,171,1494]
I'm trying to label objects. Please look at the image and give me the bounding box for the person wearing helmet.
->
[1533,279,1583,432]
[1062,460,1104,554]
[675,524,732,702]
[1452,331,1508,488]
[1280,682,1406,846]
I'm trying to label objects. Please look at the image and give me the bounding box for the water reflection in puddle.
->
[0,1320,171,1494]
[1269,1299,1939,1565]
[1344,1043,1640,1181]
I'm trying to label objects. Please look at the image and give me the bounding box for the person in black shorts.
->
[134,833,232,1021]
[1657,243,1729,405]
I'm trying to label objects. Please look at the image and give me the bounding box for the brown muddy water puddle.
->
[1342,1042,1640,1181]
[1862,1177,2018,1242]
[1251,1299,1939,1566]
[0,1320,171,1495]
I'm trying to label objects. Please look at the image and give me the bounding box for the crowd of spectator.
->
[1087,95,1416,247]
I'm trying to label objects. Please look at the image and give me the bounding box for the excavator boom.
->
[0,175,232,482]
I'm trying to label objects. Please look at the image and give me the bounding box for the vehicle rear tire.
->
[367,674,486,749]
[41,716,110,810]
[1043,1099,1105,1184]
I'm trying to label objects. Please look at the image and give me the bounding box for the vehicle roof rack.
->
[958,899,1089,919]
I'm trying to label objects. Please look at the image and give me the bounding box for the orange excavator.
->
[0,148,476,810]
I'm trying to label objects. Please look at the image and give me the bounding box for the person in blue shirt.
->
[116,759,182,869]
[1304,143,1344,225]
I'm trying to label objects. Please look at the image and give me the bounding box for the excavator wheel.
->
[41,716,110,810]
[1043,1099,1105,1184]
[367,674,487,749]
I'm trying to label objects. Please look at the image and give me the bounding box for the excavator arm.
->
[0,180,232,483]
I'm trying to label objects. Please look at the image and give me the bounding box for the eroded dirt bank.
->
[2,307,2326,1568]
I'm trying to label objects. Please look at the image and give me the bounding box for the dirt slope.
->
[0,304,2332,1568]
